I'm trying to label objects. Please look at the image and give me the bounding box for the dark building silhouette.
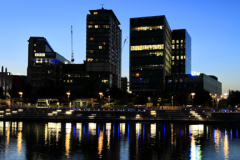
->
[86,8,122,88]
[165,73,222,97]
[129,16,172,95]
[121,77,127,92]
[0,66,27,98]
[171,29,191,75]
[27,8,122,91]
[27,37,70,88]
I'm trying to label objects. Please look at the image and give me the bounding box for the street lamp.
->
[18,92,23,108]
[191,93,195,107]
[66,91,70,108]
[99,92,103,107]
[18,92,23,98]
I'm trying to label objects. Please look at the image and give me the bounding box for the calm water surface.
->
[0,121,239,160]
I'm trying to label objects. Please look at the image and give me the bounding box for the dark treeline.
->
[7,80,240,108]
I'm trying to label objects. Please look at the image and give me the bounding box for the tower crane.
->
[71,26,74,62]
[122,37,128,52]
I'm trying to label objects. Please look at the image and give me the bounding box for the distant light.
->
[191,71,200,76]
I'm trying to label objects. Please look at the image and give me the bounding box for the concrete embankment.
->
[0,108,240,124]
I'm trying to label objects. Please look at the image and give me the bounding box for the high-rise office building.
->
[171,29,191,75]
[27,37,70,88]
[129,16,172,95]
[86,8,122,88]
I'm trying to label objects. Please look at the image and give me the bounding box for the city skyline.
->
[1,0,240,94]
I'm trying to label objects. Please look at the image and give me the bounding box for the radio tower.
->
[71,25,74,62]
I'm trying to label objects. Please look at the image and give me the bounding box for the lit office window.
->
[172,45,175,49]
[181,55,183,59]
[130,26,163,31]
[87,58,93,62]
[176,40,179,43]
[103,42,106,45]
[104,25,109,28]
[95,25,98,28]
[181,40,184,43]
[131,44,164,51]
[176,56,179,60]
[93,12,98,15]
[88,25,93,28]
[34,50,36,52]
[102,80,108,83]
[90,37,94,41]
[172,56,175,60]
[99,46,102,49]
[181,44,183,49]
[172,61,175,65]
[35,53,45,57]
[176,45,179,49]
[34,44,36,46]
[149,51,163,56]
[184,55,185,59]
[172,40,175,44]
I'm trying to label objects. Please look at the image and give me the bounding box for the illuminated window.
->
[88,25,93,28]
[104,25,109,28]
[101,80,108,83]
[88,50,93,53]
[95,25,98,28]
[135,73,140,77]
[172,56,175,60]
[176,40,179,43]
[181,44,183,49]
[176,56,179,60]
[176,45,179,49]
[90,37,94,40]
[172,40,175,44]
[181,40,184,43]
[131,44,164,51]
[35,53,45,57]
[99,46,102,49]
[172,45,175,49]
[89,22,93,24]
[181,55,183,59]
[93,12,98,14]
[184,55,185,59]
[131,25,163,31]
[34,50,36,52]
[149,51,163,56]
[34,44,36,46]
[87,58,93,62]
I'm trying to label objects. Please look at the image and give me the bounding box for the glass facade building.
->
[129,16,172,93]
[171,29,191,75]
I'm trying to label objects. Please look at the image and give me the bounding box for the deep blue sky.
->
[1,0,240,94]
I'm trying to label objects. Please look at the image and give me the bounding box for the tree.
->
[194,89,212,106]
[0,86,4,99]
[228,90,240,107]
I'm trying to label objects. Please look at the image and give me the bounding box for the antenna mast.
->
[71,25,74,62]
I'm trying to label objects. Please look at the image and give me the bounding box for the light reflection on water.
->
[0,121,240,159]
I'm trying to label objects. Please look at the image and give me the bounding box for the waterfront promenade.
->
[0,107,239,124]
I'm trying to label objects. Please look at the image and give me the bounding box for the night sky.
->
[1,0,240,94]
